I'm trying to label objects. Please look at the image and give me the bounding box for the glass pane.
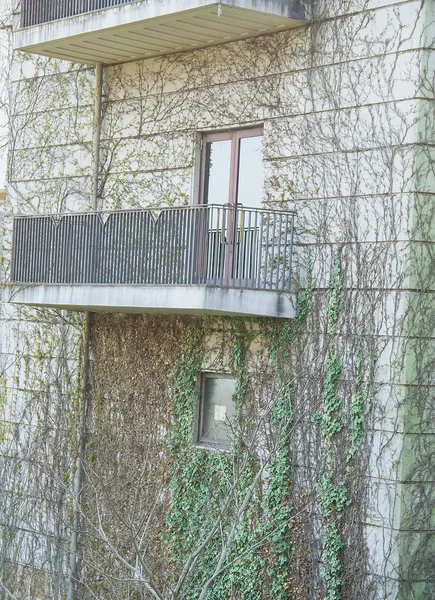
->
[237,136,263,209]
[201,376,236,446]
[204,140,231,206]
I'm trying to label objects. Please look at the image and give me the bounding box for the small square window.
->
[196,373,236,449]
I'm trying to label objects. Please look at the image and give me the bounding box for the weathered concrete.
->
[5,283,297,318]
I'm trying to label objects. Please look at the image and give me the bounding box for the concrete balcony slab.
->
[14,0,307,65]
[5,284,297,318]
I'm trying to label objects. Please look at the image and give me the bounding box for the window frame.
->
[195,372,236,450]
[199,126,264,207]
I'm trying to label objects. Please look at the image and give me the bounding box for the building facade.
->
[1,0,434,598]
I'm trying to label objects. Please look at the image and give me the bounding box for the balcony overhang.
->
[14,0,306,65]
[5,284,297,319]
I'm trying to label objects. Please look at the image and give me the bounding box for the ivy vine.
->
[164,253,314,599]
[314,248,369,600]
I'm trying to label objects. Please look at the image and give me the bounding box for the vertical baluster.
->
[27,218,32,282]
[154,211,160,284]
[172,209,179,284]
[146,210,152,284]
[275,212,282,291]
[71,216,77,283]
[22,219,27,281]
[119,211,126,283]
[110,213,116,284]
[128,211,134,284]
[167,209,173,284]
[57,218,63,284]
[117,212,123,283]
[12,218,18,281]
[147,210,153,284]
[119,212,125,283]
[162,209,168,284]
[261,212,269,290]
[220,206,227,286]
[173,209,179,283]
[233,208,238,284]
[89,214,95,283]
[124,211,131,283]
[74,215,81,283]
[281,214,289,291]
[38,217,43,282]
[33,218,40,283]
[129,211,135,284]
[17,218,23,282]
[81,214,87,283]
[155,211,162,283]
[270,213,277,290]
[252,210,258,289]
[96,213,102,284]
[47,216,51,283]
[287,214,295,292]
[208,207,215,282]
[169,209,175,284]
[29,218,34,282]
[126,210,133,283]
[40,216,47,283]
[101,214,108,284]
[66,216,72,283]
[107,213,114,283]
[135,211,143,284]
[23,219,28,281]
[10,219,17,281]
[165,209,172,284]
[84,214,90,283]
[246,209,252,286]
[30,218,35,282]
[185,208,192,284]
[124,210,131,284]
[175,209,181,284]
[64,215,74,283]
[19,219,25,281]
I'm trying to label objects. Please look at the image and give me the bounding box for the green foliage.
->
[315,249,369,600]
[315,250,346,600]
[164,253,314,599]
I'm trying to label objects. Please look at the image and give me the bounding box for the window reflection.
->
[199,375,236,448]
[204,139,232,206]
[237,136,263,208]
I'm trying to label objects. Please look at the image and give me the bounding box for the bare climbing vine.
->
[0,0,434,599]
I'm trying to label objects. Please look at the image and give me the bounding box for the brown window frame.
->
[199,126,264,207]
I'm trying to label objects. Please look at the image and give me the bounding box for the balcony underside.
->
[14,0,306,65]
[5,284,297,318]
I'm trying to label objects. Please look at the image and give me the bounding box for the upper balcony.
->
[7,204,296,318]
[14,0,307,65]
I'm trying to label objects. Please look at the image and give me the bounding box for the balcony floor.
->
[5,284,297,318]
[14,0,306,65]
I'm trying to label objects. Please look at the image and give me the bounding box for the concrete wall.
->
[1,0,434,597]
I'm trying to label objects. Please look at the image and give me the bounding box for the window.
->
[200,127,264,208]
[196,373,236,449]
[197,128,264,286]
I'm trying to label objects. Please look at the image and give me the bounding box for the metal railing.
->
[21,0,137,28]
[11,205,295,291]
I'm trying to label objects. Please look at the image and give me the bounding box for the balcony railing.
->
[21,0,136,28]
[11,205,294,291]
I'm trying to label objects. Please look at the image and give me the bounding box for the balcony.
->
[14,0,307,65]
[7,205,296,318]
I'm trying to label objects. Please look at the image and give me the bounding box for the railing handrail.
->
[12,204,296,220]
